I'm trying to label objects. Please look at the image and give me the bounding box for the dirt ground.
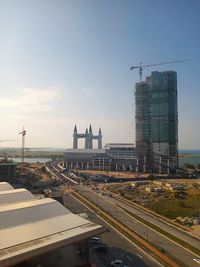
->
[163,178,200,185]
[192,225,200,238]
[78,170,149,179]
[18,163,51,181]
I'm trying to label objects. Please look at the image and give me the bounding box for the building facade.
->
[135,71,178,173]
[73,125,102,149]
[105,143,136,171]
[64,149,112,171]
[64,143,137,171]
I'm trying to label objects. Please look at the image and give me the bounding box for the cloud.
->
[0,87,64,111]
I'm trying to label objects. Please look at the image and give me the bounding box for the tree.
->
[148,174,155,180]
[183,163,195,170]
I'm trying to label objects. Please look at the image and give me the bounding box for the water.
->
[3,149,200,167]
[179,149,200,155]
[179,149,200,167]
[11,158,51,163]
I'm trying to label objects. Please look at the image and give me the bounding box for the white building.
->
[0,182,105,267]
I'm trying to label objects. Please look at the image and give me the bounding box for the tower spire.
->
[73,125,78,149]
[98,127,102,149]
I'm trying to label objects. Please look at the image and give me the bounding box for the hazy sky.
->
[0,0,199,149]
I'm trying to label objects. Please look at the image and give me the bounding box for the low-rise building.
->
[154,187,164,193]
[131,181,149,187]
[64,143,137,171]
[165,183,185,191]
[64,149,112,171]
[0,182,105,267]
[105,143,136,171]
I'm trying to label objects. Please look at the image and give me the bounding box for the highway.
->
[63,192,162,267]
[47,163,161,266]
[108,192,200,248]
[47,162,200,266]
[77,185,200,267]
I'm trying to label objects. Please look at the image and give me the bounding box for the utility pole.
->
[19,127,26,164]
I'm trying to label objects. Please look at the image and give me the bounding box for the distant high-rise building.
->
[135,71,178,173]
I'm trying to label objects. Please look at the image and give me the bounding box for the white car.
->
[111,260,123,267]
[193,258,200,264]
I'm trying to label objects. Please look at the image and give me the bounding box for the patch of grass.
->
[150,196,200,219]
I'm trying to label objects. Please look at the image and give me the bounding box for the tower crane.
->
[130,59,189,82]
[19,127,27,164]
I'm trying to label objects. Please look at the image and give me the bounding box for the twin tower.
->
[73,125,102,149]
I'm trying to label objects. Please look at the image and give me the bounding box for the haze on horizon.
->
[0,0,199,149]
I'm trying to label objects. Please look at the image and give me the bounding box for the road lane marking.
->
[98,193,200,259]
[69,190,164,267]
[137,253,143,259]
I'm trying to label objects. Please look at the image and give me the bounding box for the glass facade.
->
[135,71,178,173]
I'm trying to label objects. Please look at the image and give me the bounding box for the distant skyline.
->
[0,0,200,149]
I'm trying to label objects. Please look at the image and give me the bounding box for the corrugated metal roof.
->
[0,189,35,205]
[0,198,103,250]
[0,182,14,191]
[0,183,105,266]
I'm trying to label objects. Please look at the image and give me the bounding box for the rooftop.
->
[105,143,135,149]
[0,182,14,191]
[0,183,105,267]
[0,188,35,205]
[65,149,106,154]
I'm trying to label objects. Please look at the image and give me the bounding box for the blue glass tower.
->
[135,71,178,173]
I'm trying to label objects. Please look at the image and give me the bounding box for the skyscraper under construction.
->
[135,71,178,173]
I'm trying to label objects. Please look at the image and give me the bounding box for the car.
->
[111,260,123,267]
[89,236,100,244]
[193,258,200,264]
[43,189,52,196]
[94,245,108,253]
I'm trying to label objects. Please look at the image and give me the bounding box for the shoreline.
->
[179,154,200,158]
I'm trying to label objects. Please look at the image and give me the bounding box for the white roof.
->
[105,143,135,149]
[65,149,106,154]
[0,182,14,191]
[0,196,104,266]
[0,189,35,205]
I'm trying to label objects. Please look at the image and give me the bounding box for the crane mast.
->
[19,127,26,164]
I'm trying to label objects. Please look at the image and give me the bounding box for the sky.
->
[0,0,199,149]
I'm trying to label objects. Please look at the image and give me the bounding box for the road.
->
[77,185,200,267]
[63,193,162,267]
[111,192,200,248]
[47,162,200,266]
